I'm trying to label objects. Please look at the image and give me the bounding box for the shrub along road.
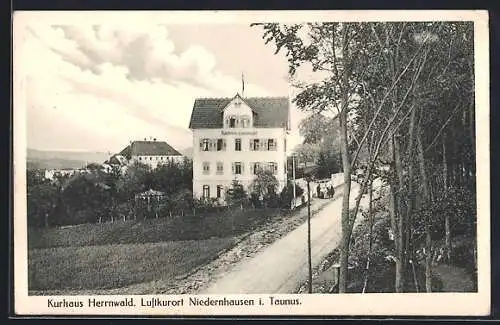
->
[200,182,365,294]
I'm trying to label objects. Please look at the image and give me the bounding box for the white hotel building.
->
[189,94,290,201]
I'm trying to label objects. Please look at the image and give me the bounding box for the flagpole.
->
[241,72,245,97]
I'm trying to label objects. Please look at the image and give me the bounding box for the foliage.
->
[27,175,60,228]
[225,179,248,207]
[298,113,342,177]
[27,159,194,227]
[254,21,476,293]
[250,170,279,195]
[279,181,305,209]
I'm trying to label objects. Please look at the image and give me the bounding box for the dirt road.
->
[201,183,363,294]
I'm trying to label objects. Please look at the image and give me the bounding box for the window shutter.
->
[241,163,244,174]
[261,139,266,151]
[249,139,254,151]
[223,139,227,151]
[232,163,235,174]
[199,139,204,151]
[250,162,255,175]
[274,138,278,151]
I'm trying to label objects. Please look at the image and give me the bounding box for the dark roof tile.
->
[189,96,290,129]
[118,141,182,157]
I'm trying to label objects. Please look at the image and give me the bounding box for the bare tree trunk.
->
[404,101,418,273]
[387,136,400,291]
[362,174,374,293]
[443,134,451,263]
[417,128,433,293]
[339,103,352,294]
[411,259,419,293]
[393,136,405,293]
[338,23,352,294]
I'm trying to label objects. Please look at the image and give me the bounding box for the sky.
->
[21,23,308,154]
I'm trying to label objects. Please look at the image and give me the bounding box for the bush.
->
[279,181,305,209]
[225,180,248,208]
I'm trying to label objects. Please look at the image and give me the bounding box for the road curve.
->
[201,183,361,294]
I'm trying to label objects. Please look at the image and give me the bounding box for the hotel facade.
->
[189,94,290,201]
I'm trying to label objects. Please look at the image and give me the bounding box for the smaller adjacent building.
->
[110,139,184,169]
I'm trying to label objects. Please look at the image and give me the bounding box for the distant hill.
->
[27,149,111,170]
[179,147,193,159]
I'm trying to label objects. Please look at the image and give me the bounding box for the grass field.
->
[28,208,282,249]
[27,206,302,293]
[28,237,236,292]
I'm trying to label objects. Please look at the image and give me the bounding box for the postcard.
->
[13,9,490,316]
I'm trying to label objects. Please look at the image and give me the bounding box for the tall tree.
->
[255,21,475,293]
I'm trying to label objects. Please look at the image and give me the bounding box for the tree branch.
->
[424,100,462,153]
[350,36,433,168]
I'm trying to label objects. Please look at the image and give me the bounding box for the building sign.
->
[221,130,258,136]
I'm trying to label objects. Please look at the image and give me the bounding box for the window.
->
[150,157,152,160]
[233,162,243,175]
[216,162,224,175]
[216,185,223,199]
[229,118,236,128]
[217,138,226,151]
[235,138,241,151]
[250,139,260,151]
[139,157,142,161]
[203,185,210,198]
[269,162,278,175]
[253,162,261,175]
[202,162,210,175]
[201,138,210,151]
[268,139,276,151]
[240,116,250,128]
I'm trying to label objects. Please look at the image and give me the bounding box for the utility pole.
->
[307,178,312,293]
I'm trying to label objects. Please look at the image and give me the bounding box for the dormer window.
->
[229,118,236,128]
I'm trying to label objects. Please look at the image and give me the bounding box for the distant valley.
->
[26,149,111,170]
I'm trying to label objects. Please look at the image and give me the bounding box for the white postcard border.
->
[12,10,491,316]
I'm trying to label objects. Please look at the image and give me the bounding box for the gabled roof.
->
[118,140,182,157]
[189,96,290,129]
[106,154,128,166]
